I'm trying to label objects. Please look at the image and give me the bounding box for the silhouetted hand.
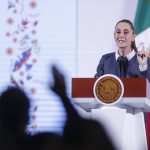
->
[50,65,67,97]
[50,65,79,119]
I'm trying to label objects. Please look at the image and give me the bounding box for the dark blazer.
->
[95,52,150,81]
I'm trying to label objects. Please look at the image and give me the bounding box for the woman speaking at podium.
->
[94,19,150,81]
[94,19,150,150]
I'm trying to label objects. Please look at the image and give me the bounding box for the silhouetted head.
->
[0,87,30,134]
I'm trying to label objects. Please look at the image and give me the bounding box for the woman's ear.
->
[131,34,135,42]
[114,32,116,39]
[132,34,136,41]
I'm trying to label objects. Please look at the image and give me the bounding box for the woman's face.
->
[114,22,135,51]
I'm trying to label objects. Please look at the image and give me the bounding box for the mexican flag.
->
[134,0,150,56]
[134,0,150,149]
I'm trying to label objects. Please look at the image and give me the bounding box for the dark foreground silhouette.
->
[0,65,115,150]
[50,65,115,150]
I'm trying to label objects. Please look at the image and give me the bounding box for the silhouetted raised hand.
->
[50,65,115,150]
[51,65,67,97]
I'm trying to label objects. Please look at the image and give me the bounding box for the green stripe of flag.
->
[134,0,150,35]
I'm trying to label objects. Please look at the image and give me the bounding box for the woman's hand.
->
[137,50,148,67]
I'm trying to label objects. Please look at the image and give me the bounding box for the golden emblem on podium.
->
[93,74,124,105]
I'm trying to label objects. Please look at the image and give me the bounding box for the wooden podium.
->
[72,78,150,150]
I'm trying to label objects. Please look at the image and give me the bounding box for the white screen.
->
[0,0,77,134]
